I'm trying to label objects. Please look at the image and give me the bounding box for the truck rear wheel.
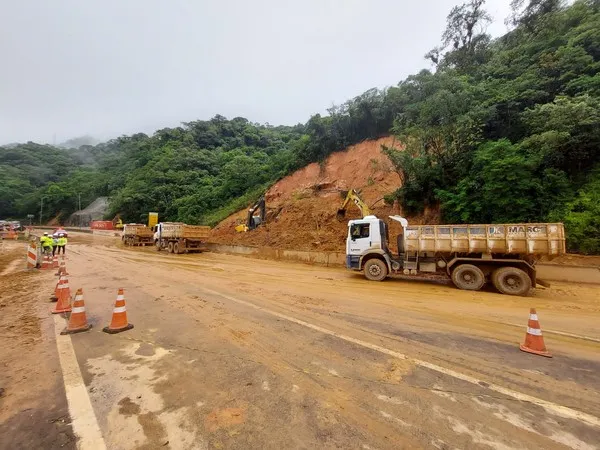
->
[363,259,388,282]
[492,267,531,296]
[167,242,174,253]
[452,264,485,291]
[173,242,180,254]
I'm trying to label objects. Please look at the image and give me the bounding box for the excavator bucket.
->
[336,209,347,220]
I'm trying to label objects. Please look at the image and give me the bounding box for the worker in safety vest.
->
[40,232,53,254]
[56,234,67,255]
[51,235,59,256]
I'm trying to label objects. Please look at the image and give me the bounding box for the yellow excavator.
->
[336,189,372,220]
[112,215,124,230]
[235,197,266,232]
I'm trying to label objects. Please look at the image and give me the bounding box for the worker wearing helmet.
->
[40,232,53,255]
[56,234,68,256]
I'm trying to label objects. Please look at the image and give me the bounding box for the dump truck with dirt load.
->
[345,215,566,296]
[122,223,154,246]
[153,222,210,254]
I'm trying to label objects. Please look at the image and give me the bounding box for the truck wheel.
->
[492,267,531,296]
[155,240,161,251]
[364,259,388,281]
[452,264,485,291]
[167,242,174,253]
[173,242,180,254]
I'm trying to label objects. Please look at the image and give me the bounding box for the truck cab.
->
[346,215,404,281]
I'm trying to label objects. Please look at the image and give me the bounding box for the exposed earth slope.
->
[210,137,435,252]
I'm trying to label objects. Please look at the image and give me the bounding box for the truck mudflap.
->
[346,255,360,269]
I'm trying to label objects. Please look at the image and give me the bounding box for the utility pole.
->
[78,193,82,211]
[39,197,44,225]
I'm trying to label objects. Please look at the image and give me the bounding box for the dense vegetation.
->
[1,0,598,252]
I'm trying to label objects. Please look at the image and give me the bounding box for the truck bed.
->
[402,222,566,256]
[160,223,211,240]
[123,224,153,237]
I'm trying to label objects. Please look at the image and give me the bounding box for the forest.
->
[1,0,599,253]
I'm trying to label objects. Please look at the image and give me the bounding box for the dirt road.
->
[1,232,599,449]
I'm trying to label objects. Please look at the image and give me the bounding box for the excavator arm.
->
[336,189,372,220]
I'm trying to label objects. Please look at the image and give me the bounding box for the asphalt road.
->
[2,233,600,449]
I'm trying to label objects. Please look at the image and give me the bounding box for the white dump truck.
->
[345,215,566,295]
[153,222,211,254]
[122,223,154,246]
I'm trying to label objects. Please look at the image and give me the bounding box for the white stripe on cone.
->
[113,306,127,313]
[71,307,86,314]
[530,314,539,321]
[116,295,125,300]
[527,327,543,336]
[74,295,83,301]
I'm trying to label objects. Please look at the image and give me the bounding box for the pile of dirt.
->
[210,137,438,252]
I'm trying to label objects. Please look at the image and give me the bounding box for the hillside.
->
[210,137,436,252]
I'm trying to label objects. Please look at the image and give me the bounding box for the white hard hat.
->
[43,232,48,235]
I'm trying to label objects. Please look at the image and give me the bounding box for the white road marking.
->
[53,314,107,450]
[201,287,600,429]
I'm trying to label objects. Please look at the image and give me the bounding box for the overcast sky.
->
[0,0,512,145]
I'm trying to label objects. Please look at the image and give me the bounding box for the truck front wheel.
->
[492,267,531,296]
[363,259,388,282]
[452,264,485,291]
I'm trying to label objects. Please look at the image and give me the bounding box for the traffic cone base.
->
[103,323,134,334]
[61,323,92,335]
[520,344,552,358]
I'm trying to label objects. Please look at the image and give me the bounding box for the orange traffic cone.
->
[103,288,133,334]
[55,260,69,276]
[51,277,72,314]
[41,254,50,270]
[52,254,59,269]
[520,308,552,358]
[50,276,62,301]
[61,288,92,334]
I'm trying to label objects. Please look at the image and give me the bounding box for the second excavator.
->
[336,189,372,220]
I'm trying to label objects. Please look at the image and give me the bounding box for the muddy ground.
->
[1,232,599,449]
[0,241,75,449]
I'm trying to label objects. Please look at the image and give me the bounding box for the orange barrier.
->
[51,276,72,314]
[103,288,133,334]
[520,308,552,358]
[27,242,37,270]
[61,288,91,334]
